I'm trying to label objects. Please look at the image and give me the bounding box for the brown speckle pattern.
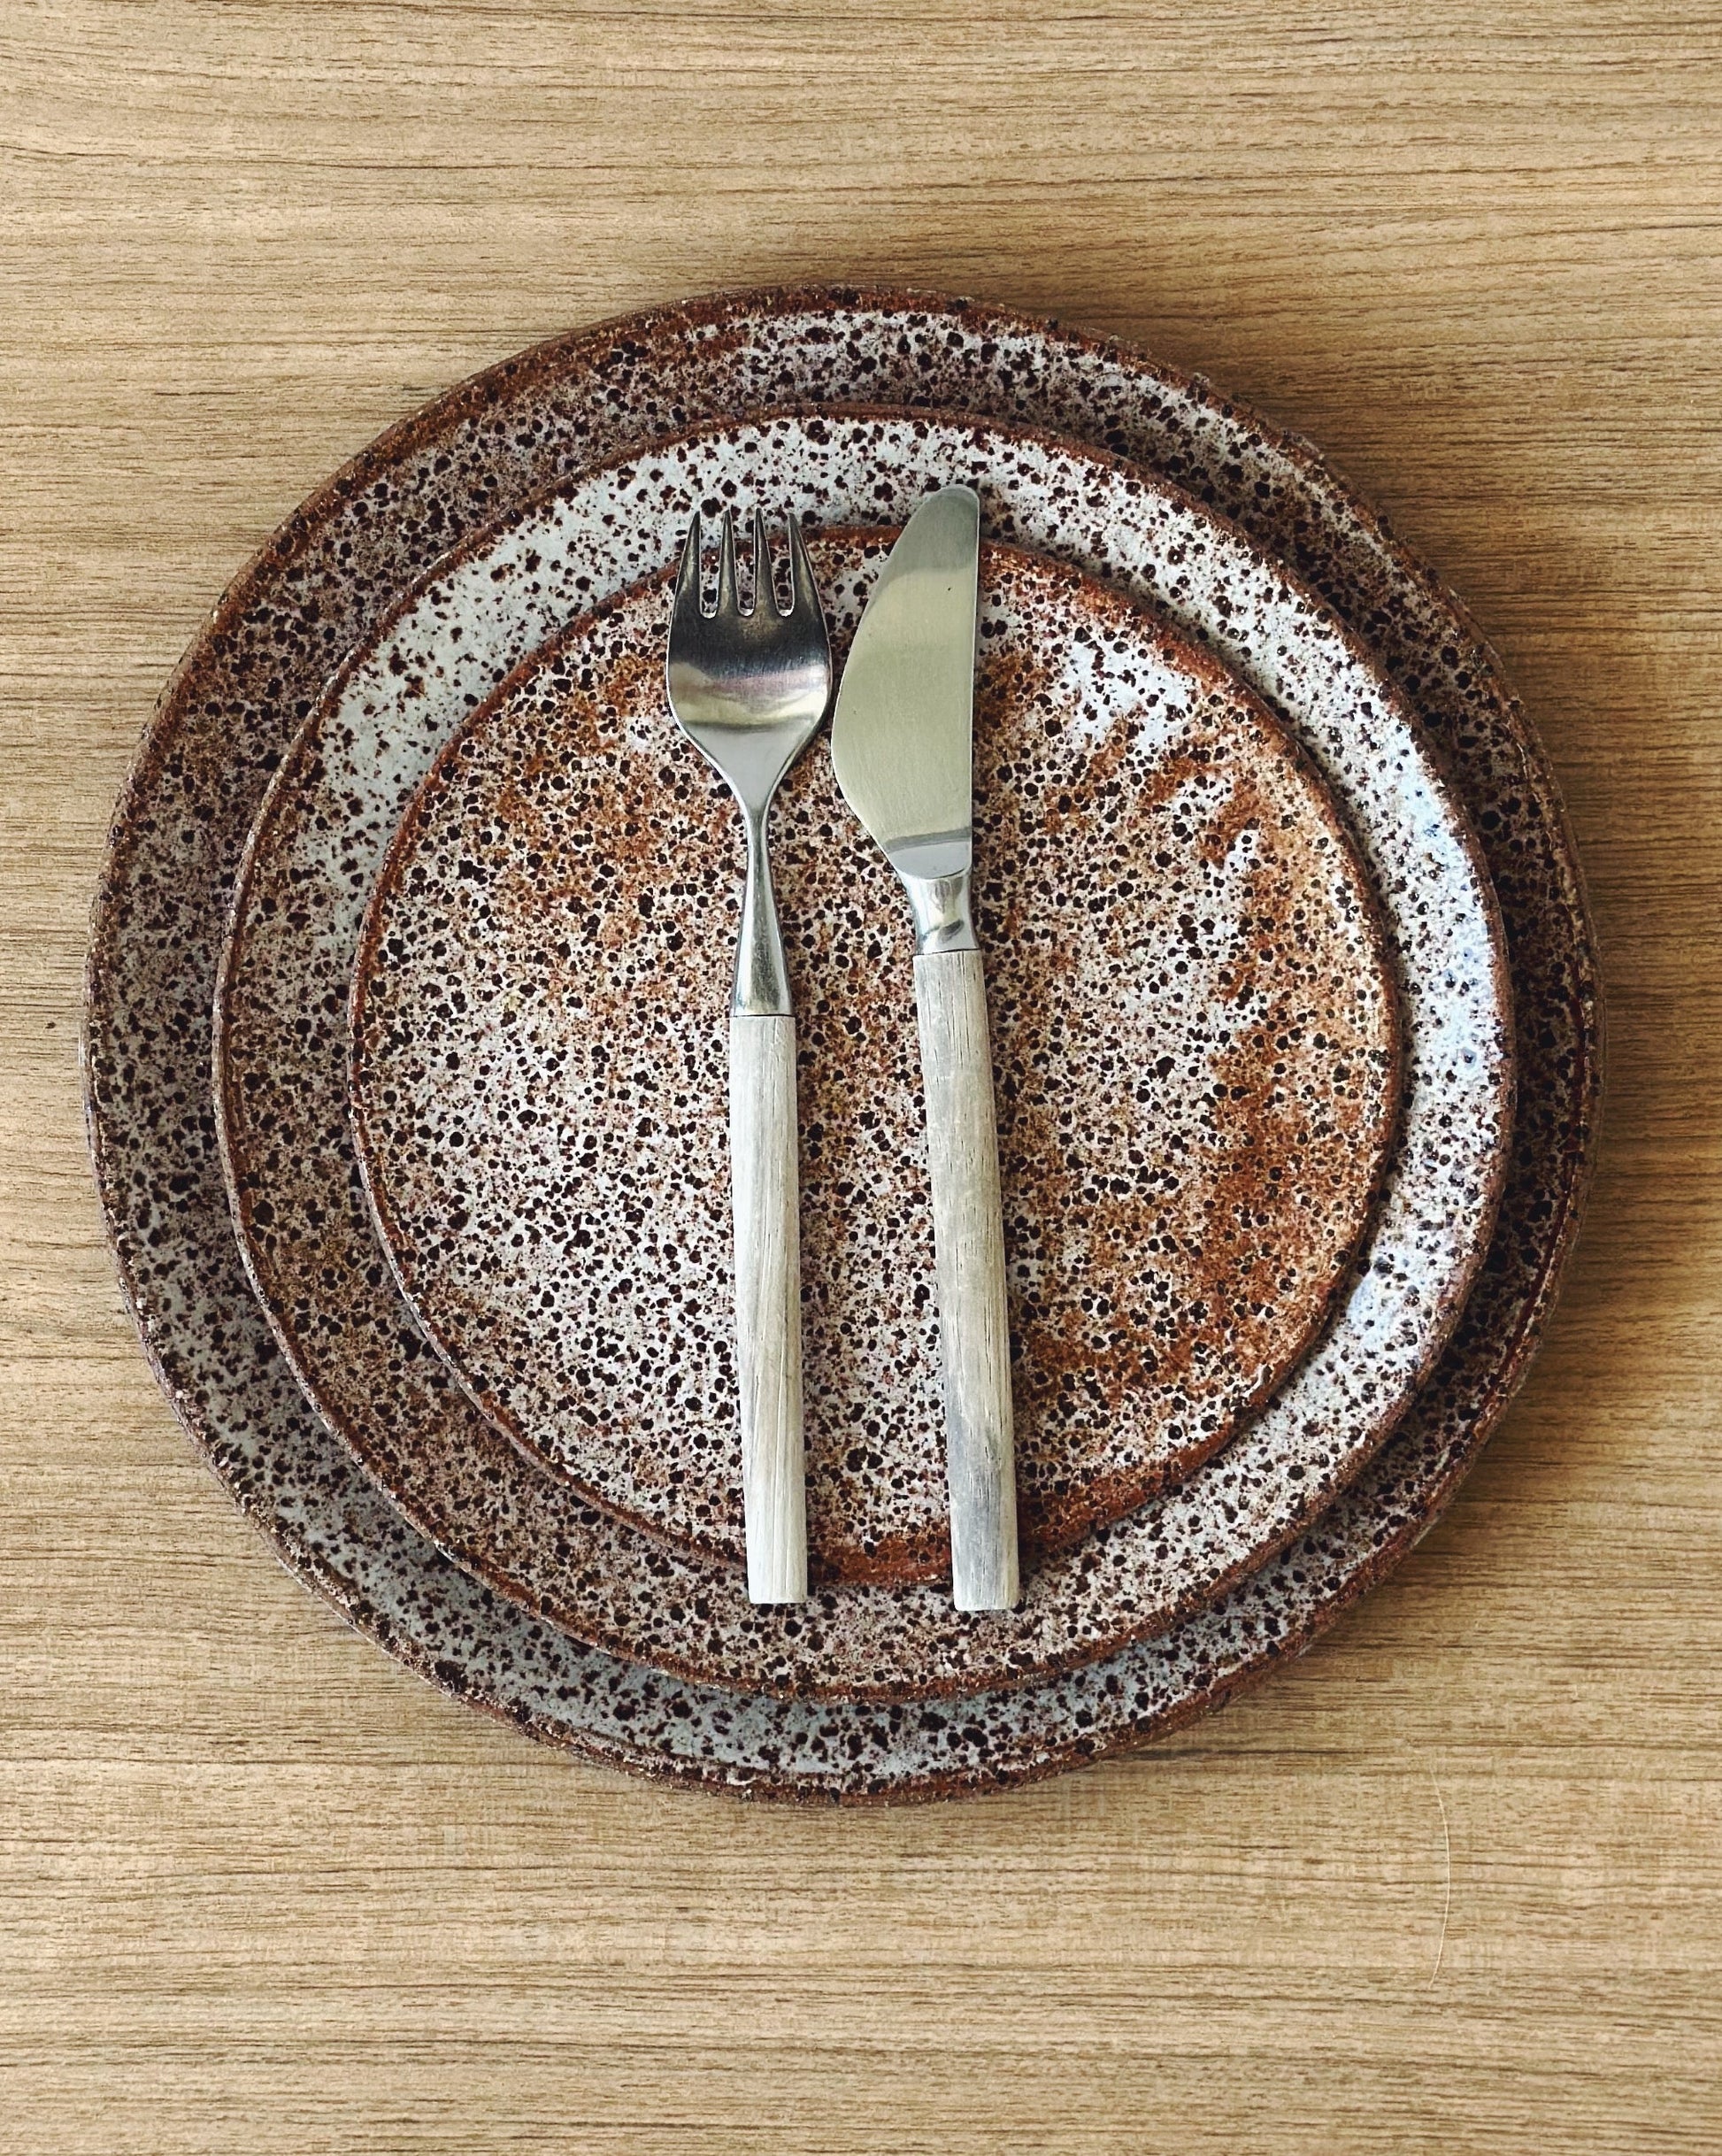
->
[82,288,1599,1798]
[212,409,1510,1702]
[350,540,1398,1583]
[213,409,1510,1698]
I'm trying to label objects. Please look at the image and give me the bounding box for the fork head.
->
[665,508,832,816]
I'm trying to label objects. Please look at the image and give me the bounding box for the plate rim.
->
[82,284,1602,1798]
[344,525,1408,1578]
[205,398,1514,1700]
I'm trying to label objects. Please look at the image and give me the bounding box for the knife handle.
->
[729,1010,808,1604]
[912,948,1021,1611]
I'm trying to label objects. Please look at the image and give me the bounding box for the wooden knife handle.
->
[728,1010,808,1603]
[911,948,1021,1611]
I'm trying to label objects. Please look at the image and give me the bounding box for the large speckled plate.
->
[84,288,1599,1798]
[213,407,1509,1701]
[350,535,1401,1584]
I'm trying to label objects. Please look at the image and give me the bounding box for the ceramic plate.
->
[214,407,1509,1700]
[350,535,1400,1583]
[85,288,1597,1797]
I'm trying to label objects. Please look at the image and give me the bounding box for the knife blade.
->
[831,487,1020,1611]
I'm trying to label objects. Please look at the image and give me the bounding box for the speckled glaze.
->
[213,408,1509,1701]
[351,538,1400,1583]
[83,288,1600,1798]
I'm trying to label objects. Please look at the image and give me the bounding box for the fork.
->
[665,508,830,1604]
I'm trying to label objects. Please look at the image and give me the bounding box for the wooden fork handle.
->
[728,1010,808,1603]
[912,948,1021,1611]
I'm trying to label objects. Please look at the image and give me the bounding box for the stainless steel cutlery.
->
[667,488,1019,1612]
[830,489,1019,1610]
[666,508,830,1605]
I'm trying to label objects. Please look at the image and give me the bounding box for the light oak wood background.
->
[4,3,1718,2150]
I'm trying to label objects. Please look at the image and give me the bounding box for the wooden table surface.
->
[5,4,1720,2150]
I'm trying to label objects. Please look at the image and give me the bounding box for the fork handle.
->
[729,1010,808,1603]
[912,949,1021,1611]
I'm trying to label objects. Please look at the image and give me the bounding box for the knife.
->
[830,487,1020,1611]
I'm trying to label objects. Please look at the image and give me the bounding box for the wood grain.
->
[3,1,1720,2149]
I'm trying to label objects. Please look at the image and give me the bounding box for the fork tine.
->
[673,512,703,623]
[751,505,773,617]
[787,517,822,632]
[717,509,739,617]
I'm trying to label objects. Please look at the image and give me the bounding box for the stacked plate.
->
[85,287,1600,1802]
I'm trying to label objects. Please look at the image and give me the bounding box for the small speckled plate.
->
[350,535,1402,1586]
[85,288,1598,1798]
[213,406,1511,1700]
